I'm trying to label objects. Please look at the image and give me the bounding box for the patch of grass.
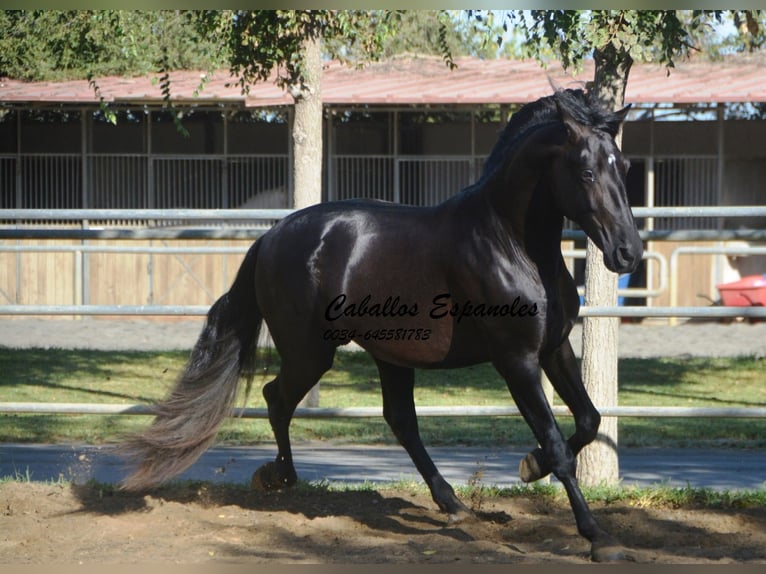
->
[0,467,34,484]
[0,348,190,443]
[619,356,766,408]
[1,348,764,448]
[580,483,766,509]
[617,356,766,447]
[18,475,760,511]
[0,467,69,487]
[446,478,766,510]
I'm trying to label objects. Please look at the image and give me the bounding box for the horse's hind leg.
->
[252,345,335,491]
[495,352,625,562]
[519,340,601,484]
[376,359,472,523]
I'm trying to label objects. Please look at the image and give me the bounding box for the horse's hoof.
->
[251,462,296,491]
[591,538,632,563]
[250,464,275,491]
[447,507,476,525]
[519,452,544,483]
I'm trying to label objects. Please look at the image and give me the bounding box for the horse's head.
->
[548,94,643,274]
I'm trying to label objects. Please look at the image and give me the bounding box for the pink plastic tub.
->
[716,274,766,306]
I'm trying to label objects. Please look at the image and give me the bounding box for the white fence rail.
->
[0,208,295,221]
[2,403,766,419]
[2,304,765,319]
[1,206,765,419]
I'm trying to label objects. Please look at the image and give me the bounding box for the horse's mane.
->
[480,89,624,180]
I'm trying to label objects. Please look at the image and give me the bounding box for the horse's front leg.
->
[494,351,626,562]
[518,339,601,484]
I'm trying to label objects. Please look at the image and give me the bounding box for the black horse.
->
[123,89,643,561]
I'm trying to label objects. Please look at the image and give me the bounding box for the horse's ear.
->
[615,104,632,122]
[605,104,632,137]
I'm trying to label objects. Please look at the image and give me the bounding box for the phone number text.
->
[323,328,431,343]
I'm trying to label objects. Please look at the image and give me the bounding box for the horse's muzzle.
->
[606,241,643,274]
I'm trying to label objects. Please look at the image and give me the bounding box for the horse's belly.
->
[352,328,455,368]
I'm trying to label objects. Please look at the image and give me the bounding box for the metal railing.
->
[3,206,766,319]
[1,206,766,420]
[2,403,765,419]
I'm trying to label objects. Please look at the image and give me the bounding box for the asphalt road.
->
[1,442,764,491]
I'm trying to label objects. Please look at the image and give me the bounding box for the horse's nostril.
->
[617,246,638,270]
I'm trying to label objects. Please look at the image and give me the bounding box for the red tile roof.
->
[2,55,766,107]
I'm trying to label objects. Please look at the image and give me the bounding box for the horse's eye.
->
[581,169,595,183]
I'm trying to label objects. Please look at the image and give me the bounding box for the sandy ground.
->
[1,318,765,564]
[1,481,765,565]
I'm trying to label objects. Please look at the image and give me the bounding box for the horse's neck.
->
[477,171,565,280]
[484,164,560,240]
[525,184,566,275]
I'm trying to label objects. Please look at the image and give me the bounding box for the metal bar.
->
[594,230,766,241]
[15,109,21,209]
[595,406,766,418]
[2,402,766,419]
[2,206,766,222]
[0,245,250,255]
[3,228,765,242]
[2,304,765,318]
[222,113,229,209]
[579,306,766,319]
[0,403,158,416]
[579,306,766,318]
[0,209,294,220]
[0,305,210,316]
[717,104,725,230]
[2,304,766,318]
[635,117,655,243]
[631,206,766,218]
[563,249,667,299]
[0,229,273,240]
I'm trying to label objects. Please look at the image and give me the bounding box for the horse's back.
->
[258,198,447,274]
[253,199,447,322]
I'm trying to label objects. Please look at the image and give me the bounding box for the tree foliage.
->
[0,11,221,81]
[194,10,405,96]
[701,10,766,57]
[357,10,517,61]
[503,10,763,71]
[0,10,514,87]
[193,10,521,96]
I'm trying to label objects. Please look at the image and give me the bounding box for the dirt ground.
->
[1,481,764,565]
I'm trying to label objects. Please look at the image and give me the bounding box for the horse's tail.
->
[121,240,263,491]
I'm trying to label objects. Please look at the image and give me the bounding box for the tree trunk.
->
[291,35,323,211]
[576,47,632,487]
[292,35,323,408]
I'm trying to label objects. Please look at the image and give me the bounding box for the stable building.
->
[1,55,765,316]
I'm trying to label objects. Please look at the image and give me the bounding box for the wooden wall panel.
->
[651,241,717,308]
